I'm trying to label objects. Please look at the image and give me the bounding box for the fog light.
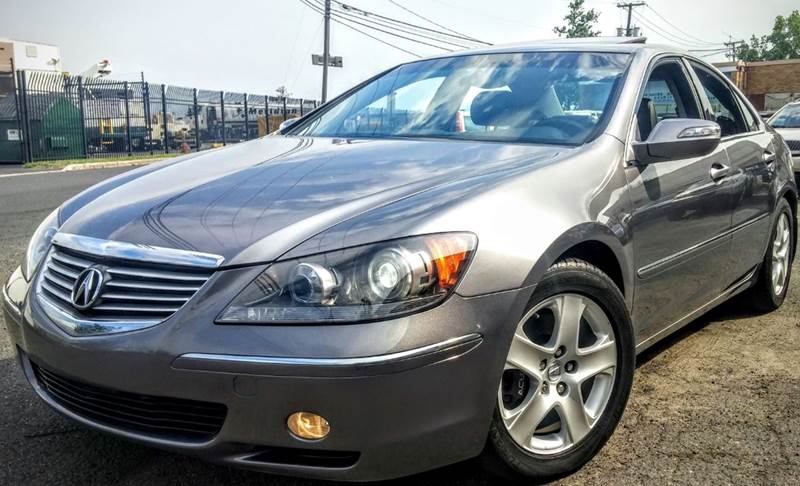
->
[287,412,330,440]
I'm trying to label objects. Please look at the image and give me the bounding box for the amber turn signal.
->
[287,411,330,440]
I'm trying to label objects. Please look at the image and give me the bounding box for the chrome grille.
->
[786,139,800,153]
[39,244,213,322]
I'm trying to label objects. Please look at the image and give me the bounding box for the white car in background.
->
[769,101,800,177]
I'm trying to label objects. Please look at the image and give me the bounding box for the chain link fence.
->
[0,70,318,163]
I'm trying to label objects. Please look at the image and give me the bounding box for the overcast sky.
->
[1,0,796,99]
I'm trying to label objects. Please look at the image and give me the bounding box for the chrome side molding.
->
[174,333,483,377]
[53,233,225,269]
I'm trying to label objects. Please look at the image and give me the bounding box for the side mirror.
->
[633,119,721,164]
[278,117,300,133]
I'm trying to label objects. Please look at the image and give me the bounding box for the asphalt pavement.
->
[0,168,798,485]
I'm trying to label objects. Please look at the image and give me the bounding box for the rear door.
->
[687,61,775,280]
[626,58,736,344]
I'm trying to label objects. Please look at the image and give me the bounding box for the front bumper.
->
[3,265,531,481]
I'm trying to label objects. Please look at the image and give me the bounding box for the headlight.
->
[21,209,60,281]
[217,233,477,324]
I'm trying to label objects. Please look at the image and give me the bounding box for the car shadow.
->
[634,293,768,368]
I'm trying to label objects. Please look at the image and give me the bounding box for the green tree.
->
[553,0,601,38]
[736,10,800,61]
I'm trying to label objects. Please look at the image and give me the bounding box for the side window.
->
[643,79,680,121]
[637,61,701,140]
[690,63,748,137]
[735,92,759,132]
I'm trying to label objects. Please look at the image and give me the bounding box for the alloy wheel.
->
[772,212,791,297]
[498,293,617,455]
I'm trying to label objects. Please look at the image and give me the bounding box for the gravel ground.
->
[0,169,798,485]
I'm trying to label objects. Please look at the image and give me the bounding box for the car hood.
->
[775,127,800,141]
[60,136,569,265]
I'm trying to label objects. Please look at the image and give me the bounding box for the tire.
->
[482,258,635,482]
[746,198,795,312]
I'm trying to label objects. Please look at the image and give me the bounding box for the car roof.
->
[417,37,687,60]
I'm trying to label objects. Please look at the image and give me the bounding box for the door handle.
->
[709,163,730,181]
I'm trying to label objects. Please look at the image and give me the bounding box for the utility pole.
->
[723,36,744,61]
[321,0,331,103]
[617,2,645,37]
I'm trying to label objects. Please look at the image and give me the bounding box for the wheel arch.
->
[779,184,797,261]
[521,223,633,308]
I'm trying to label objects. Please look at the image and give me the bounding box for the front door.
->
[625,58,736,345]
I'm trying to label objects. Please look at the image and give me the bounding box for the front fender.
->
[520,223,634,307]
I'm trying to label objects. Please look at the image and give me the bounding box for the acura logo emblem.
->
[71,267,104,310]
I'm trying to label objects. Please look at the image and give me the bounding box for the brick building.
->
[715,59,800,113]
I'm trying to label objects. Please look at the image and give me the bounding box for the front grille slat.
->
[106,280,202,293]
[33,362,227,442]
[41,378,222,429]
[40,280,72,303]
[48,260,80,280]
[785,139,799,152]
[51,251,93,270]
[93,303,183,314]
[38,245,213,322]
[102,292,193,303]
[107,267,210,283]
[43,272,73,292]
[36,367,225,416]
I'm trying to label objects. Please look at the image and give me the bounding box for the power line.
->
[698,49,729,59]
[334,17,423,57]
[633,12,725,49]
[305,0,460,51]
[632,12,725,49]
[332,0,492,45]
[644,4,719,47]
[317,1,476,50]
[299,0,422,57]
[387,0,476,41]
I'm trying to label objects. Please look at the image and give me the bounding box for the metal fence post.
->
[123,81,132,155]
[265,95,270,134]
[161,84,168,153]
[18,70,33,163]
[299,98,304,117]
[282,96,287,122]
[77,76,88,158]
[12,69,25,163]
[193,88,200,151]
[243,95,249,140]
[220,90,226,146]
[142,81,153,154]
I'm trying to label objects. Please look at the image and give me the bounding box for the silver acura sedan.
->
[3,39,797,482]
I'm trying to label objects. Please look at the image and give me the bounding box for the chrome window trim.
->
[177,333,482,368]
[52,233,225,269]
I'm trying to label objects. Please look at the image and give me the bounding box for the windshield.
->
[769,103,800,128]
[291,51,631,145]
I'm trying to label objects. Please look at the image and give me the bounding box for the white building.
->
[0,38,62,73]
